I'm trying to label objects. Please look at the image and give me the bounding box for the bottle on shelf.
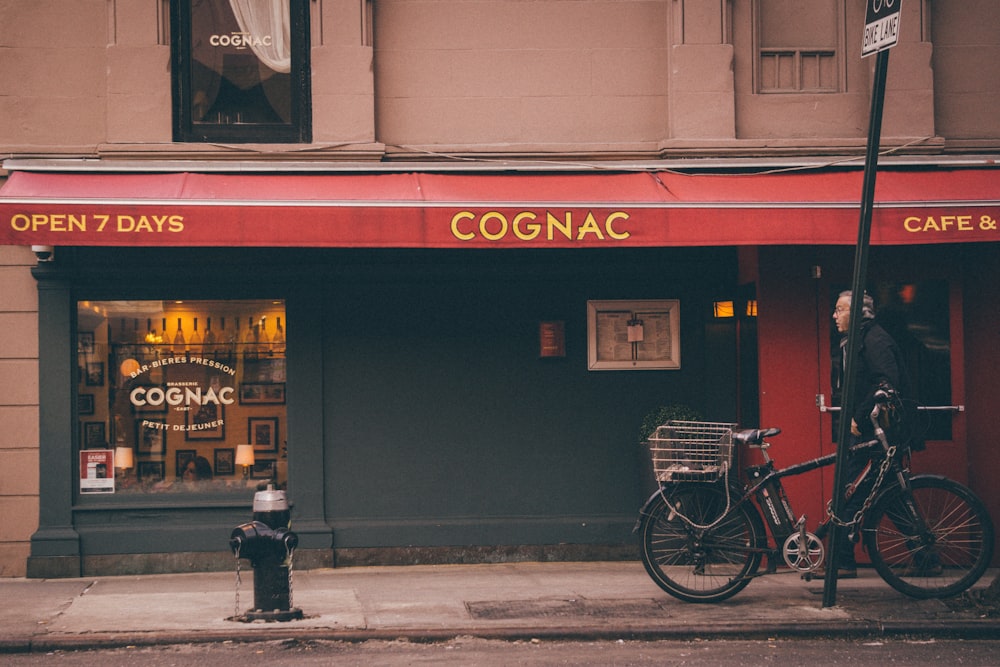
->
[272,316,285,356]
[117,318,132,359]
[243,316,257,360]
[143,318,154,355]
[189,317,203,354]
[173,317,186,355]
[259,316,271,356]
[227,316,239,362]
[203,317,217,358]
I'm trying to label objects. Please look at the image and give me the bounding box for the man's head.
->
[833,290,875,333]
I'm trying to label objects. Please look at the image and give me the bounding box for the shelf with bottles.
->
[110,312,286,364]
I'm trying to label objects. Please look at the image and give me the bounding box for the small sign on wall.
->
[539,321,566,358]
[80,449,115,494]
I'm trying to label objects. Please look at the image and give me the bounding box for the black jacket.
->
[832,319,912,438]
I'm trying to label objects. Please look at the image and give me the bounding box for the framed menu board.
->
[587,300,680,370]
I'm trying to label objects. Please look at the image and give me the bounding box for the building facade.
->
[0,0,997,577]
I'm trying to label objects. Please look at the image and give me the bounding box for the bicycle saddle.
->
[733,427,781,445]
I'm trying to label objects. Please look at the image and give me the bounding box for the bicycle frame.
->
[740,439,894,570]
[637,436,897,572]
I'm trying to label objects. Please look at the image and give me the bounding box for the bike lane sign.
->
[862,0,901,57]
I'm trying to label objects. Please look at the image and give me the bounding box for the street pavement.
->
[0,561,996,653]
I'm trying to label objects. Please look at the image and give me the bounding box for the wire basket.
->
[647,420,736,482]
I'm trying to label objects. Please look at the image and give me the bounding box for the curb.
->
[4,619,1000,654]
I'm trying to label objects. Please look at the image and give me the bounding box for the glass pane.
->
[189,0,292,125]
[76,299,287,496]
[874,281,952,441]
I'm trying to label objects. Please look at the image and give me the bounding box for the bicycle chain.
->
[825,443,896,530]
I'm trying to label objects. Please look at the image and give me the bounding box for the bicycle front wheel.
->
[865,475,994,599]
[639,483,764,603]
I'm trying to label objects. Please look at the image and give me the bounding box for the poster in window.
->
[80,449,115,494]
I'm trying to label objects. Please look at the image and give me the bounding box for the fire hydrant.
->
[229,484,304,621]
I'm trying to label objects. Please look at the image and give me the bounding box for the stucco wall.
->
[2,1,1000,156]
[931,0,1000,142]
[0,244,39,577]
[373,0,671,153]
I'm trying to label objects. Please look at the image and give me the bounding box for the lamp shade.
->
[235,444,255,467]
[114,446,134,469]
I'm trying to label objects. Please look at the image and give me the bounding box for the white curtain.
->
[228,0,291,74]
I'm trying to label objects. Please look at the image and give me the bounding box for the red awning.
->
[1,168,997,248]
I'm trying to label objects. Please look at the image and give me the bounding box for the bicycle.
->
[636,390,995,603]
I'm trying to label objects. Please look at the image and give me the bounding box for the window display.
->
[76,300,287,495]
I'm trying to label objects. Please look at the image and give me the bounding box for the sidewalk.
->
[1,562,997,653]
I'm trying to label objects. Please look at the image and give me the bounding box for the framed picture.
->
[184,403,226,441]
[214,448,235,476]
[136,420,166,455]
[243,357,286,383]
[251,458,277,480]
[85,361,105,386]
[78,393,95,416]
[175,449,196,478]
[137,460,165,483]
[239,382,286,405]
[77,332,95,355]
[248,417,279,453]
[130,383,168,415]
[82,421,106,448]
[586,299,681,371]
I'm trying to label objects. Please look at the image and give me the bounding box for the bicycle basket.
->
[647,420,736,482]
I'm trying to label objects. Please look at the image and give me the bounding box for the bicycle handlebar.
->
[869,386,902,452]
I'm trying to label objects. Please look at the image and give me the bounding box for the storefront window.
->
[76,300,287,495]
[171,0,311,143]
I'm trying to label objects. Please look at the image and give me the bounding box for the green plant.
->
[639,404,705,442]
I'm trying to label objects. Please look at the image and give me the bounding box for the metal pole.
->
[822,48,890,608]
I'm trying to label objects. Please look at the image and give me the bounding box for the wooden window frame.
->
[170,0,312,143]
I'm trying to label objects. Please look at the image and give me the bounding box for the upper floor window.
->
[171,0,311,143]
[756,0,842,93]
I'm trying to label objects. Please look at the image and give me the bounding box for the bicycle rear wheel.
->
[639,483,764,603]
[865,475,994,599]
